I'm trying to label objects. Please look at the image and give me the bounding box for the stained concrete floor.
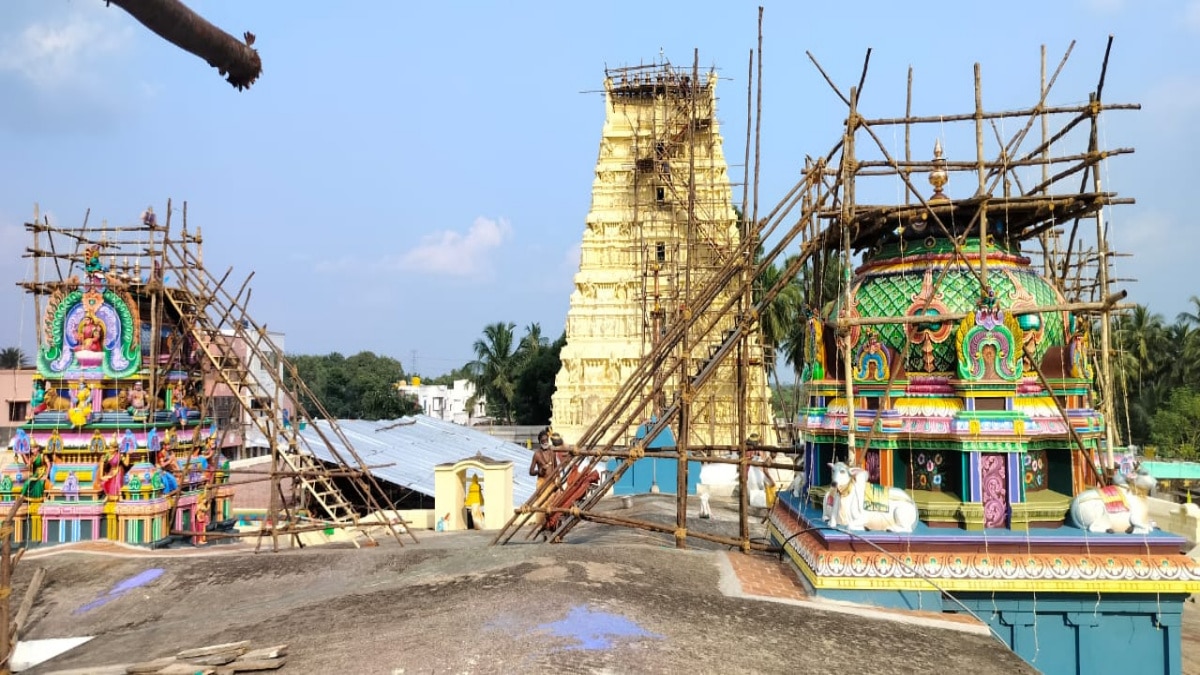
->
[11,495,1041,674]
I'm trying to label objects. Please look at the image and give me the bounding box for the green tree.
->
[513,332,566,425]
[288,351,419,420]
[755,255,802,418]
[468,322,519,423]
[1149,389,1200,460]
[420,364,475,386]
[0,347,30,369]
[518,322,548,361]
[1111,305,1168,446]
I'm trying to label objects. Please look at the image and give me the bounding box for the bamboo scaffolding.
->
[494,27,1136,553]
[14,200,415,557]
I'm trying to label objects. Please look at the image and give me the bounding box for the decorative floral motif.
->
[956,308,1023,381]
[905,269,954,373]
[854,330,892,382]
[911,450,945,491]
[1024,449,1047,491]
[981,453,1009,528]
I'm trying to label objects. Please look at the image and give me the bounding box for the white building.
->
[209,328,293,460]
[396,379,485,425]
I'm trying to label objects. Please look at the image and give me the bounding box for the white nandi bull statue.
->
[1070,465,1158,534]
[825,461,919,533]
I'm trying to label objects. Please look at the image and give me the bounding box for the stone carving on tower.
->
[551,62,775,447]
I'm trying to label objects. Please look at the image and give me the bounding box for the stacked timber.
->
[43,641,286,674]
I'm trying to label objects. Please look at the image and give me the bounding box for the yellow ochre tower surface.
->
[550,62,775,449]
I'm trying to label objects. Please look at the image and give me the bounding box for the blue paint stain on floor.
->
[75,568,164,614]
[536,604,664,650]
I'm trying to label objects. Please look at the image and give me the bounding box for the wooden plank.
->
[175,641,249,659]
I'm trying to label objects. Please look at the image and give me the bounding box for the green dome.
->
[840,237,1067,374]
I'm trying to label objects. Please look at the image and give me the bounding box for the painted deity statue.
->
[98,441,124,500]
[157,441,180,495]
[193,490,211,545]
[62,471,80,501]
[21,442,50,499]
[127,381,149,415]
[465,475,484,528]
[68,381,93,427]
[82,245,107,278]
[29,380,45,417]
[76,314,105,353]
[171,381,190,424]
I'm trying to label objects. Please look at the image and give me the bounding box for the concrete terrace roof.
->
[248,415,536,504]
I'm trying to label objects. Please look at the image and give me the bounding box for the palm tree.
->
[1176,295,1200,327]
[517,322,548,363]
[468,322,519,423]
[1114,305,1165,398]
[0,347,29,369]
[754,255,804,417]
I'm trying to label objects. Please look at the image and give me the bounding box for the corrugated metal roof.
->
[246,415,536,504]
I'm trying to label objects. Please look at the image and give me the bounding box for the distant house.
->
[0,368,36,447]
[204,328,295,461]
[395,379,485,425]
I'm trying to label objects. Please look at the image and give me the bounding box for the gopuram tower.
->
[551,62,775,447]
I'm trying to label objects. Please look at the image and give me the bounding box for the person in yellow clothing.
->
[464,474,484,529]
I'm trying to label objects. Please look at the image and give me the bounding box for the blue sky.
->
[1,1,1196,376]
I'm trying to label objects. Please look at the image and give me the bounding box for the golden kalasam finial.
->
[929,139,949,202]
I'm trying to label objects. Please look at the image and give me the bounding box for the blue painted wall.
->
[950,592,1186,675]
[607,458,702,495]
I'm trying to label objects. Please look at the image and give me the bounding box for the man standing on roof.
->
[529,430,558,526]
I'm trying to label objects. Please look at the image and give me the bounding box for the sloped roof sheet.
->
[247,415,536,504]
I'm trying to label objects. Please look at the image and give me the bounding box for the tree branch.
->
[106,0,261,91]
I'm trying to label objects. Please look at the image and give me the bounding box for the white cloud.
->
[392,216,512,277]
[0,4,136,133]
[0,8,132,90]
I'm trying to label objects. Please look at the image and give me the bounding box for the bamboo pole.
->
[1040,44,1054,277]
[1091,38,1118,469]
[975,63,989,295]
[841,87,859,466]
[12,567,45,642]
[31,205,42,352]
[675,49,700,550]
[741,49,753,231]
[861,102,1138,127]
[540,506,771,551]
[854,147,1134,171]
[904,66,912,206]
[0,497,27,672]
